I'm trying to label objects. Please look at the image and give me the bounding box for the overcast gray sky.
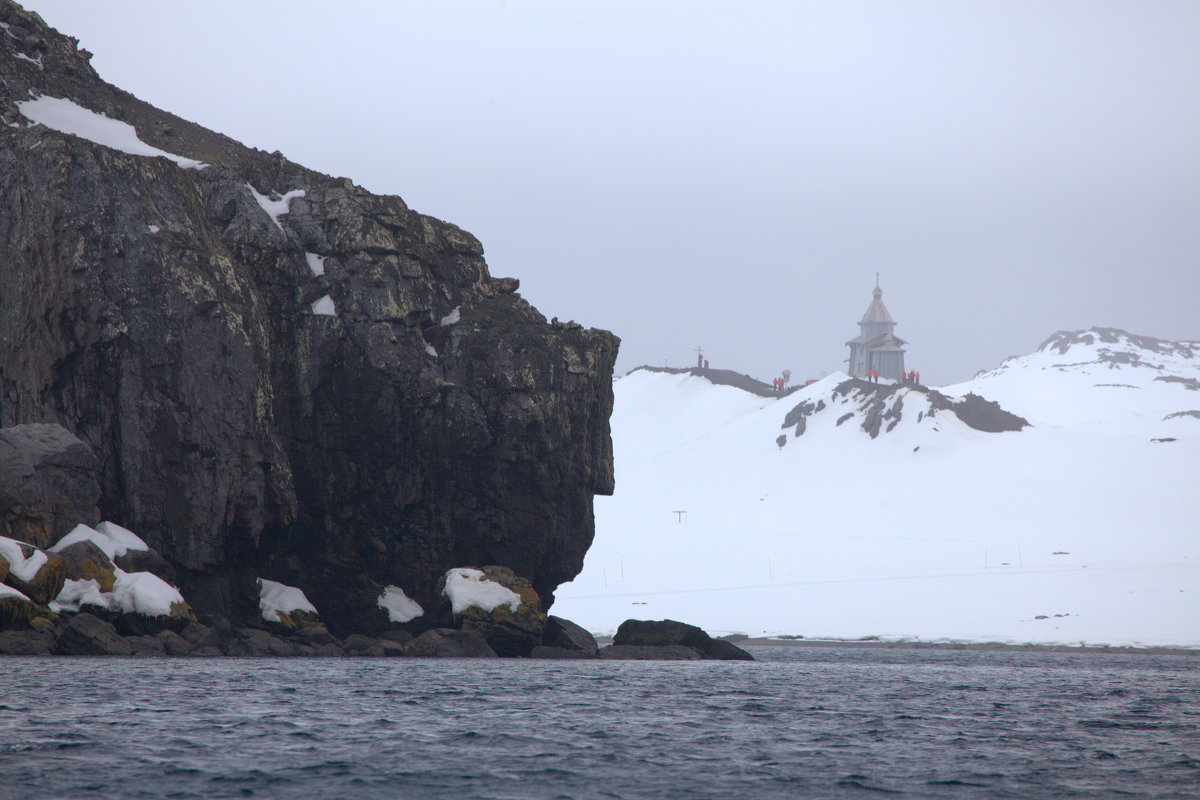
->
[20,0,1200,384]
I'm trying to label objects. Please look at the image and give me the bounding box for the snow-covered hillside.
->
[554,328,1200,648]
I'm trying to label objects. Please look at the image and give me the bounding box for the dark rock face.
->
[613,619,754,661]
[542,614,598,655]
[0,424,101,548]
[0,1,618,635]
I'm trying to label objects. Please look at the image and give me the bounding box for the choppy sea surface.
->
[1,646,1198,799]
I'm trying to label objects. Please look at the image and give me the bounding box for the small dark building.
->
[846,277,906,380]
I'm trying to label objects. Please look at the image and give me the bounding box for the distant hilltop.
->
[627,365,804,399]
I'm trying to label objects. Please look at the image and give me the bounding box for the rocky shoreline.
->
[1,613,753,661]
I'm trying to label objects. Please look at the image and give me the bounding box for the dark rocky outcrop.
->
[611,619,754,661]
[783,379,1027,440]
[0,424,101,548]
[542,614,598,655]
[0,1,617,637]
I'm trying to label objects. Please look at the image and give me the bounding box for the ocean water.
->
[1,647,1197,799]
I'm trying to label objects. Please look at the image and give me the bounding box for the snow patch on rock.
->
[17,95,205,167]
[443,568,520,615]
[0,536,48,582]
[311,295,336,316]
[258,578,318,623]
[378,585,424,623]
[50,522,149,561]
[246,184,305,232]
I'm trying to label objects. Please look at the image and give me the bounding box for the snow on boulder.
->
[49,578,110,614]
[51,522,174,582]
[378,585,424,623]
[51,521,148,561]
[0,536,47,583]
[110,570,191,621]
[0,536,66,605]
[443,567,521,614]
[258,578,319,628]
[441,566,546,657]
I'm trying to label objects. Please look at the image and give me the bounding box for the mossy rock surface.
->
[2,544,67,605]
[56,540,117,592]
[0,594,40,630]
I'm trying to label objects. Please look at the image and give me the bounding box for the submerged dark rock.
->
[0,0,618,637]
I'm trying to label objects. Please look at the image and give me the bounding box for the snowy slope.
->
[553,328,1200,648]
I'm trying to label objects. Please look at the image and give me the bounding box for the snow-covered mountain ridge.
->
[554,328,1199,648]
[943,327,1200,436]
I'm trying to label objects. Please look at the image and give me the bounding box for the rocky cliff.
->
[0,1,617,634]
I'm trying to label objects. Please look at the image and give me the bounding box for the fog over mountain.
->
[19,1,1200,385]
